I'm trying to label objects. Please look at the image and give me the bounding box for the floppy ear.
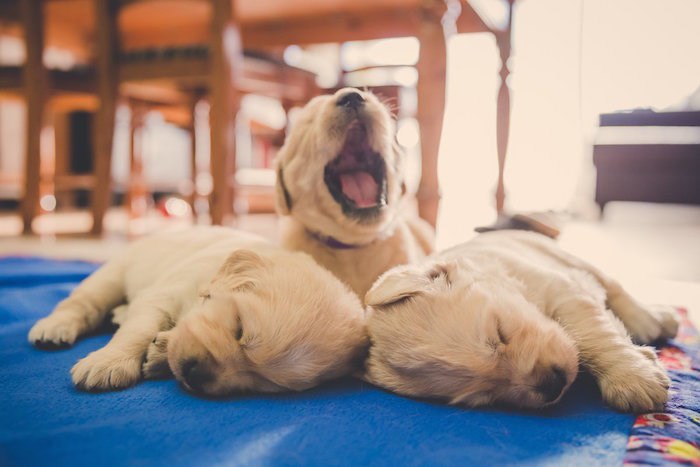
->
[210,249,267,291]
[365,265,431,308]
[365,261,457,309]
[275,165,292,215]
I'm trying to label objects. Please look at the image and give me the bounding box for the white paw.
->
[637,345,658,362]
[110,304,129,327]
[648,305,680,340]
[624,304,680,345]
[142,331,172,379]
[71,348,142,391]
[28,314,82,348]
[599,349,671,413]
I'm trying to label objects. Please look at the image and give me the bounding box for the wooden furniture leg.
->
[127,103,147,219]
[495,0,514,214]
[208,0,242,225]
[188,94,200,218]
[91,0,119,235]
[415,0,448,229]
[20,0,48,235]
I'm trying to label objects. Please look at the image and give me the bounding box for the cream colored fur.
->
[275,88,434,298]
[28,227,367,395]
[364,231,679,413]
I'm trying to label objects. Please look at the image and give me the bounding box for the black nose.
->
[181,358,214,393]
[336,91,365,109]
[537,365,568,403]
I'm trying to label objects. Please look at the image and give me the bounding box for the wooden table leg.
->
[91,0,119,235]
[188,93,200,219]
[495,0,514,214]
[127,103,147,219]
[415,0,450,229]
[209,0,242,225]
[20,0,48,235]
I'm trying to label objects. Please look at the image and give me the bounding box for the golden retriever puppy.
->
[364,231,679,413]
[275,88,434,298]
[28,227,367,396]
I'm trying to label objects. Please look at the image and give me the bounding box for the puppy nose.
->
[181,358,214,393]
[336,91,365,109]
[537,365,568,403]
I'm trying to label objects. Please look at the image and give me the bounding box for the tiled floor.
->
[1,202,699,325]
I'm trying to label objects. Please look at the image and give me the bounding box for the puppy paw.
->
[28,314,82,349]
[142,331,172,379]
[599,350,670,413]
[71,348,142,391]
[637,345,658,362]
[648,305,680,340]
[110,304,129,327]
[624,305,680,345]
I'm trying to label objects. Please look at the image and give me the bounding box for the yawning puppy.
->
[275,88,434,298]
[28,227,367,395]
[364,231,678,413]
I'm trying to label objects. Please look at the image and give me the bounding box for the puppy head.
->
[168,248,368,396]
[275,88,405,245]
[364,260,579,409]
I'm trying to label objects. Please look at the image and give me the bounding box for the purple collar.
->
[306,230,367,250]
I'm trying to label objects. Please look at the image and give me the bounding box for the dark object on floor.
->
[593,109,700,213]
[475,211,561,239]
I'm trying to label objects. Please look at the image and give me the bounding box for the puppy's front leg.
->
[552,297,670,413]
[71,294,177,391]
[29,260,126,348]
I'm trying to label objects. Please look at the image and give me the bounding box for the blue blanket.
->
[0,257,636,466]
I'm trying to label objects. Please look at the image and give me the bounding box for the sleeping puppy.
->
[28,227,367,396]
[364,231,679,413]
[275,88,434,299]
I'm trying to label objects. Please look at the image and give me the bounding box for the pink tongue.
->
[339,171,379,208]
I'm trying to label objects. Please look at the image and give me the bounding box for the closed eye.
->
[378,294,414,308]
[488,319,508,350]
[199,291,211,304]
[496,320,508,345]
[235,315,243,341]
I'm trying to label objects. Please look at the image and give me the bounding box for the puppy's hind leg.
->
[71,292,177,391]
[577,269,679,344]
[29,259,127,349]
[521,234,679,344]
[606,293,679,345]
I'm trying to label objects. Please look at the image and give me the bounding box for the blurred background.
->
[0,0,699,289]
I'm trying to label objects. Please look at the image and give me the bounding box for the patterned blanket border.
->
[624,308,700,466]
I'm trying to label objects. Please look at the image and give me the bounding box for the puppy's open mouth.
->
[323,121,387,219]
